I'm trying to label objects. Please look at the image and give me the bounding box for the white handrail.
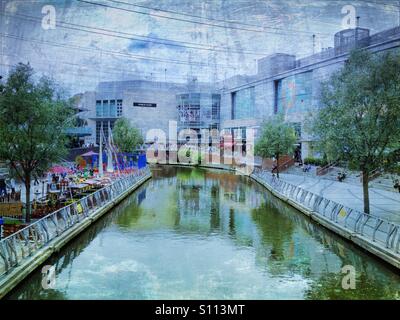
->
[0,167,151,277]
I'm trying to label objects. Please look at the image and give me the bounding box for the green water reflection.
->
[7,166,400,299]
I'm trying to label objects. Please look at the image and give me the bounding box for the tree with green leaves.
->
[113,117,144,153]
[0,63,74,222]
[255,116,297,178]
[310,50,400,214]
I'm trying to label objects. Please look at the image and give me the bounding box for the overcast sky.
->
[1,0,399,95]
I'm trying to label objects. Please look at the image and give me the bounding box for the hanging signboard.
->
[133,102,157,108]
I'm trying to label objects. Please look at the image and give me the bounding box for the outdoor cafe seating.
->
[1,152,144,236]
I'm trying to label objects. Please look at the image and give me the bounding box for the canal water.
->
[7,166,400,299]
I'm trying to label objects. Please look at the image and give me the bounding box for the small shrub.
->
[303,157,328,167]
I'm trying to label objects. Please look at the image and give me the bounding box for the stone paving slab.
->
[280,173,400,224]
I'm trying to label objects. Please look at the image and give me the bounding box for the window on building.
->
[209,123,218,130]
[290,122,302,139]
[230,127,247,139]
[102,100,109,117]
[212,94,220,121]
[96,100,102,117]
[232,87,255,120]
[96,120,116,145]
[274,80,280,114]
[109,100,116,117]
[231,92,236,119]
[190,93,200,101]
[117,99,123,116]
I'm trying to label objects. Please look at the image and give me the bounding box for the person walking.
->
[9,178,16,195]
[33,175,40,186]
[394,179,400,193]
[0,177,7,197]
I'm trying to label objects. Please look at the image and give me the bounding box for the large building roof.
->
[220,25,400,91]
[96,79,218,96]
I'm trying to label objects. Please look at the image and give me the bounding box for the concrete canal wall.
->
[250,173,400,270]
[162,163,400,270]
[0,170,152,299]
[1,163,398,300]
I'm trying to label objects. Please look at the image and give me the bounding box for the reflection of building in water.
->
[135,168,398,287]
[210,184,220,230]
[11,167,399,299]
[250,193,394,280]
[223,184,246,203]
[151,166,178,179]
[179,185,201,212]
[137,189,146,205]
[173,168,263,245]
[176,171,219,231]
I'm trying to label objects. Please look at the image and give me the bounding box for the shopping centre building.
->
[78,25,400,160]
[78,78,219,147]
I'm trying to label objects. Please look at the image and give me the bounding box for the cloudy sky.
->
[1,0,399,95]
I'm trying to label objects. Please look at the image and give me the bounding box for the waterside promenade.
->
[0,168,152,299]
[278,173,400,224]
[251,169,400,269]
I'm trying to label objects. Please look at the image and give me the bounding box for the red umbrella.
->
[49,165,72,174]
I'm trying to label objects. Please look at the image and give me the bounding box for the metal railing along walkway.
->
[253,169,400,255]
[0,167,151,278]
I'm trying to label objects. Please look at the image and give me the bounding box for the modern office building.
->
[219,25,400,160]
[79,78,220,146]
[79,25,400,160]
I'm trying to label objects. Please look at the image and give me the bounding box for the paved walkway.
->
[279,173,400,224]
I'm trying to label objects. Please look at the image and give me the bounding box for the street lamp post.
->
[41,180,45,198]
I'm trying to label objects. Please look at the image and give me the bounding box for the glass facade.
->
[96,99,122,118]
[109,100,116,117]
[291,122,302,139]
[102,100,109,117]
[231,86,255,120]
[95,100,102,117]
[177,93,220,132]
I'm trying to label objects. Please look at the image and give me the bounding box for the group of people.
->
[0,176,18,202]
[0,177,16,195]
[337,171,347,182]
